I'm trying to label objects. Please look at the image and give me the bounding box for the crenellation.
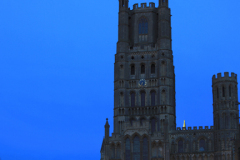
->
[177,126,213,131]
[132,2,156,10]
[212,72,237,83]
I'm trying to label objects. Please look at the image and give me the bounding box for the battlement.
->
[133,2,156,10]
[212,72,237,83]
[176,126,214,131]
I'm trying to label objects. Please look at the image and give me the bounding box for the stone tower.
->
[212,72,239,159]
[101,0,175,159]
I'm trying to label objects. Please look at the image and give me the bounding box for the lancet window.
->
[138,17,148,42]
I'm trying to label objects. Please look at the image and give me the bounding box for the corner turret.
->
[104,118,110,144]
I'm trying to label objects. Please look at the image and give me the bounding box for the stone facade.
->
[100,0,240,160]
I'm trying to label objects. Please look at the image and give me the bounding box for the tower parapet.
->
[212,72,237,84]
[132,2,156,10]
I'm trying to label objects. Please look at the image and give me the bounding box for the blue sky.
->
[0,0,240,159]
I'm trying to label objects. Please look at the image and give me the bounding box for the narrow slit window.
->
[229,86,232,97]
[141,64,145,74]
[151,64,155,74]
[131,65,135,75]
[141,92,145,106]
[151,91,156,106]
[222,86,225,97]
[217,88,219,99]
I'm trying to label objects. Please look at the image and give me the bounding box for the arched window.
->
[125,138,131,160]
[131,64,135,75]
[199,139,205,151]
[222,86,225,97]
[151,64,155,74]
[141,64,145,74]
[143,137,149,160]
[151,91,156,106]
[178,140,183,153]
[141,91,145,107]
[111,145,115,159]
[151,118,156,133]
[116,144,121,159]
[229,85,232,97]
[138,17,148,42]
[131,92,135,107]
[133,136,140,160]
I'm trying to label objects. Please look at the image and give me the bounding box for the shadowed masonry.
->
[100,0,240,160]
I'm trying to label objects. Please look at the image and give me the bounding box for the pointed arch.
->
[116,143,121,159]
[142,137,149,160]
[125,138,131,160]
[133,136,140,160]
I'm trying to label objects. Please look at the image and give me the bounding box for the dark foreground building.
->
[100,0,240,159]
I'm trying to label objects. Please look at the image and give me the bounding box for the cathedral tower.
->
[212,72,239,158]
[101,0,175,159]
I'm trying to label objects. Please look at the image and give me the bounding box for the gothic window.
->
[125,138,131,160]
[111,145,115,159]
[116,145,121,159]
[222,86,225,97]
[138,17,148,42]
[131,64,135,75]
[141,91,145,107]
[199,139,205,151]
[151,64,155,74]
[151,91,156,106]
[141,64,145,74]
[143,137,149,160]
[131,92,135,107]
[229,85,232,97]
[178,140,183,153]
[151,118,156,133]
[133,136,140,160]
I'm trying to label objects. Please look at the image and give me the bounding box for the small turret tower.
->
[212,72,239,156]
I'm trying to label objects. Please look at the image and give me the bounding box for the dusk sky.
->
[0,0,240,159]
